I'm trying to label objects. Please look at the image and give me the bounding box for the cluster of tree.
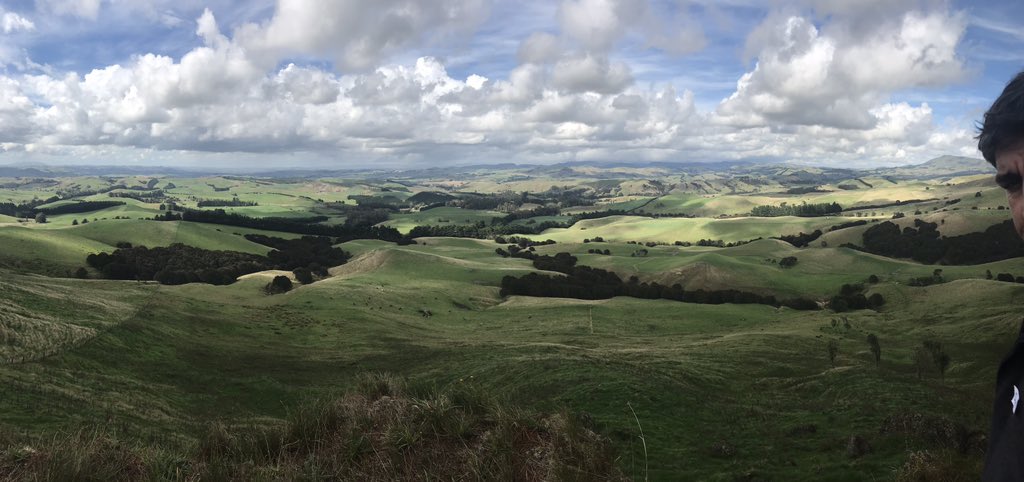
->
[153,211,183,221]
[779,256,799,268]
[587,248,612,255]
[829,283,885,312]
[86,244,268,285]
[266,275,293,294]
[36,201,125,215]
[196,199,258,207]
[405,191,455,205]
[993,271,1024,283]
[571,209,695,221]
[860,219,1024,265]
[846,199,936,212]
[86,235,352,286]
[70,218,90,226]
[583,237,605,243]
[343,208,391,228]
[493,205,561,224]
[177,208,408,244]
[495,244,539,259]
[0,198,58,218]
[407,219,570,239]
[908,269,947,287]
[786,186,830,194]
[109,190,167,202]
[245,234,351,274]
[451,192,522,211]
[573,209,634,221]
[750,202,842,217]
[346,194,407,210]
[777,230,822,248]
[493,236,556,247]
[829,220,867,231]
[499,253,819,310]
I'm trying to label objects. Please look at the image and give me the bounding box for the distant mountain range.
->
[872,155,992,179]
[0,155,992,180]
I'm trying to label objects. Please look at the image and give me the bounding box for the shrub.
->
[293,267,314,285]
[266,276,293,294]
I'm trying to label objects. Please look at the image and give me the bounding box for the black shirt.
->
[983,320,1024,481]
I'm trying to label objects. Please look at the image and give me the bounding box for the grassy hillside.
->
[0,163,1013,480]
[0,236,1014,480]
[532,215,839,244]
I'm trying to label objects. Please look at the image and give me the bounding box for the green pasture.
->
[0,166,1017,480]
[381,207,503,233]
[0,237,1013,480]
[531,215,840,244]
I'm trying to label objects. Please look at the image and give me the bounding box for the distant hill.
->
[0,166,56,178]
[875,156,991,179]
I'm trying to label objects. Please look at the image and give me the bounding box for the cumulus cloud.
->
[0,0,983,168]
[233,0,490,71]
[717,8,967,130]
[518,32,562,64]
[558,0,706,55]
[551,54,632,94]
[2,11,36,33]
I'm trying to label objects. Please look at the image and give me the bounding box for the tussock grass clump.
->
[0,429,159,482]
[893,450,984,482]
[0,374,625,481]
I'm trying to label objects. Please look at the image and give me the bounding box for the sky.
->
[0,0,1022,170]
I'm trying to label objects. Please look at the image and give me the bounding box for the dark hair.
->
[978,71,1024,166]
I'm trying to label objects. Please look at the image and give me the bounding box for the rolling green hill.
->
[0,162,1015,480]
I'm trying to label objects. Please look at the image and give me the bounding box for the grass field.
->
[0,165,1014,480]
[0,237,1012,480]
[531,215,841,244]
[381,207,504,233]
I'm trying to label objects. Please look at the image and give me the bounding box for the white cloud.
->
[2,11,36,33]
[0,0,982,168]
[518,32,562,64]
[551,54,632,94]
[233,0,491,71]
[558,0,705,56]
[717,8,967,130]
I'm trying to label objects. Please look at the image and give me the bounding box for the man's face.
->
[995,142,1024,239]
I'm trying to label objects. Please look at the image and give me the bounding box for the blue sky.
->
[0,0,1021,169]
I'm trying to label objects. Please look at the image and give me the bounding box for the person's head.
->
[979,71,1024,239]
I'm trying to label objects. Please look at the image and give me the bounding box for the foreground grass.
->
[0,373,623,482]
[0,237,1013,480]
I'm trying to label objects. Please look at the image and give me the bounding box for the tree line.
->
[857,219,1024,265]
[36,201,125,215]
[85,235,352,286]
[499,252,819,310]
[196,199,258,207]
[750,202,842,217]
[176,208,409,244]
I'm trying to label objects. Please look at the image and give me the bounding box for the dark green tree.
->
[266,275,293,294]
[293,267,314,285]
